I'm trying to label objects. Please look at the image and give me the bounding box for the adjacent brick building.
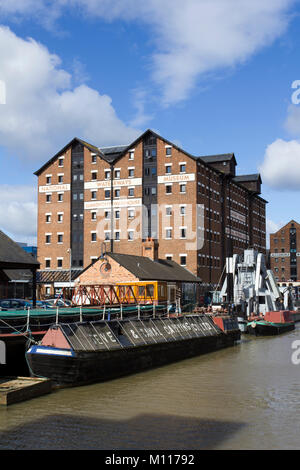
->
[35,129,266,296]
[270,220,300,282]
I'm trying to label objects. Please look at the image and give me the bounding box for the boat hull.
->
[247,321,295,336]
[26,328,240,387]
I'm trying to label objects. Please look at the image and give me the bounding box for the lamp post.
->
[67,248,72,297]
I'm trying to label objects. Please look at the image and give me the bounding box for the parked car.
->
[28,300,52,309]
[44,298,73,308]
[0,298,32,310]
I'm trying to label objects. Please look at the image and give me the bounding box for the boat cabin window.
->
[138,286,145,297]
[146,284,154,297]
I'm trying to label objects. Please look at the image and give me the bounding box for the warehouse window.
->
[180,254,187,266]
[165,184,172,194]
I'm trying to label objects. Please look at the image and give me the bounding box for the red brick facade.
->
[35,130,266,289]
[270,220,300,282]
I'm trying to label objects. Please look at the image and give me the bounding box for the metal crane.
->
[220,249,294,324]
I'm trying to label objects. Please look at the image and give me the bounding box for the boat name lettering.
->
[129,329,140,339]
[90,332,116,345]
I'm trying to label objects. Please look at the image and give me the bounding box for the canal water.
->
[0,325,300,450]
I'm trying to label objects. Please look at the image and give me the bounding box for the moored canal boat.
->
[246,311,295,336]
[26,315,240,387]
[246,320,295,336]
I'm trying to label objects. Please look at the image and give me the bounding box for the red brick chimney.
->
[142,238,159,260]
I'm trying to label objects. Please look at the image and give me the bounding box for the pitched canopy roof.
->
[0,230,40,270]
[37,269,82,284]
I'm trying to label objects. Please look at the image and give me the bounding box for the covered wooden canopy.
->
[0,230,40,306]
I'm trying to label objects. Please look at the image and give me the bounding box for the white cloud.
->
[0,26,139,161]
[259,138,300,190]
[0,184,37,244]
[284,103,300,135]
[0,0,296,105]
[129,87,154,128]
[266,219,281,235]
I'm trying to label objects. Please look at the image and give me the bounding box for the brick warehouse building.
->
[269,220,300,282]
[35,129,266,296]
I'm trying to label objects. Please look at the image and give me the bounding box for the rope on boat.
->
[0,317,38,344]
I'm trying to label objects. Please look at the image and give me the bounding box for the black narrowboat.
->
[26,315,240,387]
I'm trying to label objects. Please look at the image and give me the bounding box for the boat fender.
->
[251,322,256,328]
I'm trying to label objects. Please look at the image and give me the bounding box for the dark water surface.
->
[1,325,300,450]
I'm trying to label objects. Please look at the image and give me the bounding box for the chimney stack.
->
[142,238,158,261]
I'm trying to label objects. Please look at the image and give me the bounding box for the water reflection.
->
[0,326,300,449]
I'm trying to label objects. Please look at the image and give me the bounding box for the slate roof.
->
[233,174,262,183]
[197,153,237,165]
[77,252,201,283]
[34,130,263,201]
[3,269,34,282]
[0,231,40,270]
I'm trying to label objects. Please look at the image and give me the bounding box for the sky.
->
[0,0,300,246]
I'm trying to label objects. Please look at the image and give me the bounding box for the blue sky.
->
[0,0,300,245]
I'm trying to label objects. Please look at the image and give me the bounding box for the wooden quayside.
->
[0,376,52,406]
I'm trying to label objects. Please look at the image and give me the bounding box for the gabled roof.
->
[34,137,127,176]
[33,130,264,201]
[271,220,300,235]
[0,231,40,270]
[77,252,201,283]
[34,129,197,176]
[197,153,237,166]
[233,174,262,183]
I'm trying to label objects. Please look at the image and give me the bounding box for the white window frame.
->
[165,227,172,239]
[57,212,64,223]
[45,233,52,244]
[128,229,134,241]
[58,156,65,167]
[104,169,111,180]
[180,253,187,266]
[165,183,173,194]
[57,232,64,244]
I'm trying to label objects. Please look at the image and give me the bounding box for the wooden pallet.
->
[0,376,52,406]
